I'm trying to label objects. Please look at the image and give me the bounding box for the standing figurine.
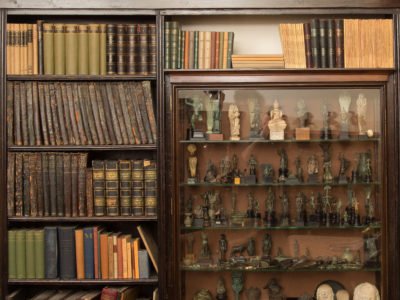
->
[268,99,287,140]
[187,144,198,184]
[218,234,228,264]
[205,95,214,134]
[356,93,368,138]
[248,98,262,139]
[264,278,285,300]
[185,96,205,140]
[247,192,257,218]
[338,93,352,139]
[204,160,218,183]
[204,91,224,140]
[229,104,241,141]
[295,192,306,226]
[247,238,256,256]
[338,153,350,184]
[280,192,290,226]
[321,143,333,184]
[248,155,258,176]
[295,156,304,182]
[232,154,240,177]
[321,103,332,140]
[232,272,244,300]
[183,234,195,266]
[198,232,212,265]
[262,233,272,258]
[307,154,319,183]
[322,185,332,226]
[216,277,227,300]
[243,154,258,184]
[265,188,276,227]
[295,99,310,140]
[278,148,288,182]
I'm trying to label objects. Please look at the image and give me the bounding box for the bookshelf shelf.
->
[8,145,157,151]
[180,266,381,273]
[179,138,380,144]
[8,278,159,286]
[8,216,158,222]
[181,224,381,231]
[164,68,395,73]
[6,75,157,81]
[180,182,380,187]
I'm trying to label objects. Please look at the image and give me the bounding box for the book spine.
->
[106,24,117,75]
[49,83,63,145]
[88,82,105,144]
[119,160,132,216]
[170,22,179,69]
[13,82,22,145]
[77,83,94,144]
[7,152,15,216]
[93,227,99,279]
[92,160,106,216]
[63,153,72,216]
[126,24,137,75]
[32,82,41,145]
[178,29,183,69]
[116,83,135,144]
[6,24,11,74]
[210,31,216,69]
[33,24,38,74]
[111,83,129,144]
[10,24,16,75]
[44,227,58,279]
[108,235,114,278]
[128,83,147,144]
[75,229,85,279]
[121,236,128,279]
[116,24,126,75]
[42,153,50,216]
[53,24,65,75]
[78,153,88,216]
[327,19,336,68]
[198,31,204,69]
[72,82,88,145]
[134,82,153,144]
[148,24,157,75]
[66,83,81,145]
[48,153,57,216]
[127,240,132,279]
[123,82,141,144]
[25,230,35,278]
[113,234,118,278]
[8,230,16,279]
[88,24,100,75]
[105,83,123,144]
[335,19,344,68]
[43,82,55,145]
[55,153,64,216]
[141,81,157,142]
[164,22,171,69]
[132,159,144,216]
[100,232,109,279]
[86,168,94,217]
[83,227,95,279]
[227,32,234,69]
[78,25,89,75]
[106,160,119,216]
[28,153,38,217]
[60,83,74,144]
[99,83,117,144]
[36,153,43,216]
[22,154,30,216]
[54,82,69,144]
[20,82,29,145]
[144,160,157,216]
[99,24,107,75]
[71,154,79,216]
[58,226,77,279]
[34,229,45,279]
[14,153,23,216]
[26,81,35,145]
[222,32,228,69]
[37,20,44,74]
[194,31,199,69]
[137,24,149,75]
[20,24,27,74]
[117,236,123,278]
[16,230,26,279]
[15,24,21,75]
[214,32,220,69]
[310,19,321,68]
[138,249,150,279]
[304,23,313,68]
[65,24,79,75]
[184,31,190,69]
[79,83,99,144]
[27,24,33,74]
[319,19,328,68]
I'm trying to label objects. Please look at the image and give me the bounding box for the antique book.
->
[43,82,56,145]
[38,82,49,145]
[36,154,43,216]
[75,228,85,279]
[79,83,99,144]
[184,30,190,69]
[121,236,129,278]
[123,82,141,144]
[54,82,69,144]
[54,24,66,75]
[49,83,63,145]
[26,81,35,145]
[111,83,129,144]
[99,83,117,144]
[108,234,114,279]
[31,82,42,145]
[13,82,22,145]
[141,81,157,142]
[222,31,228,69]
[60,83,74,144]
[55,153,65,216]
[127,239,133,279]
[132,237,140,279]
[164,22,171,69]
[22,153,30,216]
[25,230,35,278]
[6,24,11,74]
[99,24,107,75]
[304,23,313,68]
[310,19,321,68]
[106,24,117,75]
[33,23,38,74]
[105,160,119,216]
[93,226,101,279]
[20,82,29,145]
[112,233,119,278]
[198,31,205,69]
[88,82,105,145]
[14,153,24,216]
[27,24,33,74]
[144,160,157,216]
[72,82,88,145]
[327,19,336,68]
[179,30,184,69]
[42,153,50,216]
[8,230,16,279]
[71,154,79,216]
[117,82,135,144]
[33,229,45,279]
[84,227,95,279]
[14,24,21,75]
[86,167,94,217]
[48,153,57,216]
[105,83,123,144]
[28,153,38,216]
[137,225,158,273]
[66,83,81,145]
[88,24,100,75]
[100,231,109,279]
[37,20,44,74]
[138,249,150,279]
[7,82,13,145]
[78,153,88,216]
[7,152,15,216]
[78,24,89,75]
[148,24,157,75]
[65,24,79,75]
[133,82,153,143]
[77,83,93,145]
[93,160,106,216]
[335,19,344,68]
[58,226,77,279]
[170,22,180,69]
[126,24,137,75]
[319,19,328,68]
[119,160,132,216]
[128,83,147,144]
[132,159,144,216]
[63,153,72,216]
[15,230,26,278]
[44,226,58,279]
[116,24,126,75]
[214,32,220,69]
[95,83,111,144]
[210,31,216,69]
[117,235,123,278]
[20,24,27,74]
[194,31,199,69]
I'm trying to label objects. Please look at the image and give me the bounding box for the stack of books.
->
[231,54,285,69]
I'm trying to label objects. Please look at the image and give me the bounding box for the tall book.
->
[304,23,313,68]
[93,160,106,216]
[310,19,321,68]
[88,24,100,75]
[33,23,38,74]
[28,153,38,216]
[126,24,137,75]
[227,32,234,69]
[99,24,107,75]
[116,24,126,75]
[137,225,158,273]
[14,153,23,216]
[42,153,50,216]
[25,230,35,279]
[78,153,88,216]
[75,228,85,279]
[78,25,89,75]
[8,230,16,279]
[22,153,30,216]
[36,153,44,216]
[148,24,157,75]
[65,24,79,75]
[58,226,77,279]
[319,19,328,68]
[132,159,144,216]
[106,24,117,75]
[33,229,45,279]
[335,19,344,68]
[100,231,109,279]
[105,160,119,216]
[7,152,15,216]
[164,22,171,69]
[55,153,64,216]
[27,24,33,74]
[14,24,21,75]
[137,24,149,75]
[170,22,180,69]
[144,160,157,216]
[141,81,157,142]
[63,153,72,216]
[37,20,44,75]
[119,160,132,216]
[71,154,79,216]
[327,19,336,68]
[48,153,57,216]
[15,230,26,279]
[86,167,94,217]
[194,31,199,69]
[84,227,95,279]
[53,24,66,75]
[44,226,58,279]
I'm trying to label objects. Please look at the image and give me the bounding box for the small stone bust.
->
[353,282,380,300]
[316,284,334,300]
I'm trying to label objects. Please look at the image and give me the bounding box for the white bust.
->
[354,282,380,300]
[316,284,334,300]
[336,289,350,300]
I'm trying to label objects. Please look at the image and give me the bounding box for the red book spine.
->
[184,31,190,69]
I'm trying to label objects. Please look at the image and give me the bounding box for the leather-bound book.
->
[194,31,199,69]
[20,82,29,145]
[28,153,38,216]
[71,154,79,216]
[170,22,179,69]
[8,230,16,279]
[88,83,105,145]
[25,81,35,145]
[32,82,41,145]
[222,32,228,69]
[304,23,313,68]
[48,153,57,216]
[335,19,344,68]
[128,83,147,144]
[25,230,35,279]
[37,20,44,75]
[78,24,89,75]
[123,82,141,144]
[137,24,149,75]
[105,83,123,144]
[119,160,132,216]
[44,226,58,279]
[138,249,150,278]
[7,81,13,145]
[53,24,65,75]
[13,82,22,146]
[43,83,56,145]
[148,23,157,75]
[33,229,45,279]
[49,83,63,145]
[117,236,123,278]
[319,19,328,68]
[15,153,24,216]
[27,24,33,74]
[94,83,111,144]
[16,230,26,279]
[79,83,99,144]
[184,31,190,69]
[108,234,114,278]
[65,24,79,75]
[327,19,336,68]
[117,82,135,144]
[7,152,15,217]
[71,83,87,145]
[20,24,27,74]
[100,231,109,279]
[164,22,171,69]
[77,83,93,145]
[99,24,107,75]
[144,160,157,216]
[106,160,119,216]
[210,31,216,69]
[111,83,129,144]
[126,24,137,75]
[60,83,74,144]
[134,82,153,144]
[63,153,72,217]
[99,83,117,144]
[116,24,126,75]
[36,153,44,216]
[22,153,31,216]
[32,23,38,74]
[41,153,50,216]
[132,159,144,216]
[93,226,101,279]
[106,24,117,75]
[78,153,88,216]
[179,30,184,69]
[88,24,100,75]
[54,82,69,144]
[58,226,77,279]
[75,228,85,279]
[214,32,220,69]
[92,160,106,216]
[83,227,95,279]
[141,81,157,142]
[227,32,234,69]
[37,82,49,145]
[66,83,81,145]
[203,31,211,69]
[86,167,94,217]
[310,19,321,68]
[55,153,64,216]
[112,233,119,278]
[14,24,21,75]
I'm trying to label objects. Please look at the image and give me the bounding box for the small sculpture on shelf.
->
[295,192,307,226]
[230,244,247,260]
[261,163,274,183]
[185,96,205,140]
[246,192,258,219]
[280,192,290,226]
[307,154,319,183]
[206,190,221,223]
[264,278,285,300]
[321,143,333,184]
[268,99,287,140]
[278,148,288,182]
[242,155,257,184]
[308,192,322,226]
[248,98,262,139]
[322,185,332,227]
[204,160,218,183]
[183,234,195,266]
[287,156,303,184]
[338,93,352,139]
[364,186,375,225]
[232,271,244,300]
[218,233,228,264]
[246,287,261,300]
[321,103,332,140]
[230,192,246,226]
[184,195,194,227]
[232,154,241,178]
[228,104,241,141]
[198,232,212,265]
[316,284,334,300]
[193,289,213,300]
[262,233,272,259]
[205,91,224,140]
[353,283,380,300]
[247,237,256,257]
[264,188,277,227]
[216,277,227,300]
[218,156,233,184]
[187,144,198,184]
[356,93,368,139]
[295,99,310,140]
[364,234,380,268]
[193,205,204,227]
[356,151,373,183]
[337,153,350,184]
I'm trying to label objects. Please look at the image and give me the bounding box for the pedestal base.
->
[295,127,310,140]
[207,133,224,140]
[187,177,198,184]
[230,136,240,141]
[191,130,206,140]
[270,131,284,141]
[286,175,300,184]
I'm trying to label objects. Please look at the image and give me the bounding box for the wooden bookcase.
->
[0,1,400,299]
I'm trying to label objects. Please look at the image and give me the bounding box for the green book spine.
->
[78,25,89,75]
[170,22,179,69]
[43,23,54,75]
[164,22,171,69]
[16,230,26,279]
[65,24,79,75]
[34,229,45,279]
[194,31,199,69]
[25,230,36,279]
[53,24,66,75]
[8,230,17,279]
[88,24,100,75]
[99,24,107,75]
[218,32,224,69]
[226,32,234,69]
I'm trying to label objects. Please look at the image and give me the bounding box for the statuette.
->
[248,98,262,139]
[198,232,212,265]
[316,284,334,300]
[307,154,319,183]
[216,277,227,300]
[278,148,288,182]
[232,271,244,300]
[228,104,241,140]
[187,144,198,184]
[186,96,205,140]
[268,99,287,140]
[356,93,367,138]
[353,282,380,300]
[218,234,228,264]
[264,278,285,300]
[193,289,213,300]
[295,99,310,140]
[321,104,332,140]
[338,93,352,139]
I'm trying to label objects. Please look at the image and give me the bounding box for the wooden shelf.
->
[181,224,381,231]
[180,138,380,144]
[181,266,381,273]
[8,145,157,152]
[6,75,157,81]
[8,278,158,285]
[8,216,158,222]
[180,181,380,187]
[164,68,395,73]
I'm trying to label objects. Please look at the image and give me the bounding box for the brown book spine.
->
[33,24,38,74]
[13,82,22,145]
[54,82,69,144]
[141,81,157,142]
[184,31,190,69]
[20,82,29,145]
[148,24,157,75]
[7,152,16,216]
[55,153,64,216]
[78,153,88,217]
[210,31,216,69]
[80,83,99,145]
[136,24,149,75]
[86,168,94,217]
[125,24,136,75]
[134,82,153,144]
[63,153,72,217]
[132,160,144,216]
[117,82,135,144]
[7,81,14,146]
[48,153,57,216]
[128,83,147,144]
[23,153,31,216]
[116,24,126,75]
[117,237,123,278]
[49,83,63,145]
[42,153,50,216]
[88,82,105,145]
[77,83,93,145]
[335,19,344,68]
[36,153,43,216]
[21,24,27,74]
[38,82,49,145]
[94,83,111,145]
[60,83,74,144]
[111,83,129,144]
[92,160,106,216]
[10,24,16,75]
[26,81,35,145]
[119,160,132,216]
[27,24,33,74]
[37,20,44,75]
[106,160,119,216]
[71,154,79,217]
[71,83,87,145]
[304,23,313,68]
[15,24,21,75]
[43,83,56,145]
[99,83,117,144]
[123,82,141,144]
[144,160,157,216]
[15,153,24,216]
[65,83,81,145]
[32,81,41,145]
[75,229,85,279]
[106,24,117,75]
[105,83,123,144]
[214,32,220,70]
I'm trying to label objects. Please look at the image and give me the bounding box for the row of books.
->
[164,22,234,69]
[8,226,154,280]
[7,287,158,300]
[7,154,157,217]
[6,23,156,76]
[279,18,394,69]
[7,81,157,146]
[231,54,285,69]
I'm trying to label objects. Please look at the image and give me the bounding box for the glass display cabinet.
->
[165,71,397,300]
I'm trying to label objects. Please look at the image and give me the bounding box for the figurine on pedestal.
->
[364,186,375,225]
[264,188,277,227]
[204,160,218,183]
[321,143,333,184]
[262,233,272,260]
[278,148,288,182]
[338,93,352,139]
[295,192,307,226]
[364,234,380,268]
[264,278,285,300]
[230,192,246,226]
[187,144,198,184]
[356,94,368,139]
[206,191,221,224]
[205,91,224,140]
[295,99,310,140]
[216,277,227,300]
[183,234,195,266]
[248,98,262,139]
[232,154,241,179]
[229,104,241,141]
[186,97,205,140]
[193,289,213,300]
[184,195,194,227]
[198,232,212,265]
[337,153,350,184]
[353,283,380,300]
[261,163,274,183]
[307,154,319,183]
[268,99,287,140]
[242,155,258,184]
[218,234,228,264]
[287,156,303,184]
[193,205,204,227]
[232,271,244,300]
[218,156,233,184]
[322,186,332,227]
[246,192,258,219]
[247,238,256,256]
[320,104,332,140]
[307,192,321,226]
[357,151,372,183]
[246,287,261,300]
[280,192,290,226]
[202,205,211,227]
